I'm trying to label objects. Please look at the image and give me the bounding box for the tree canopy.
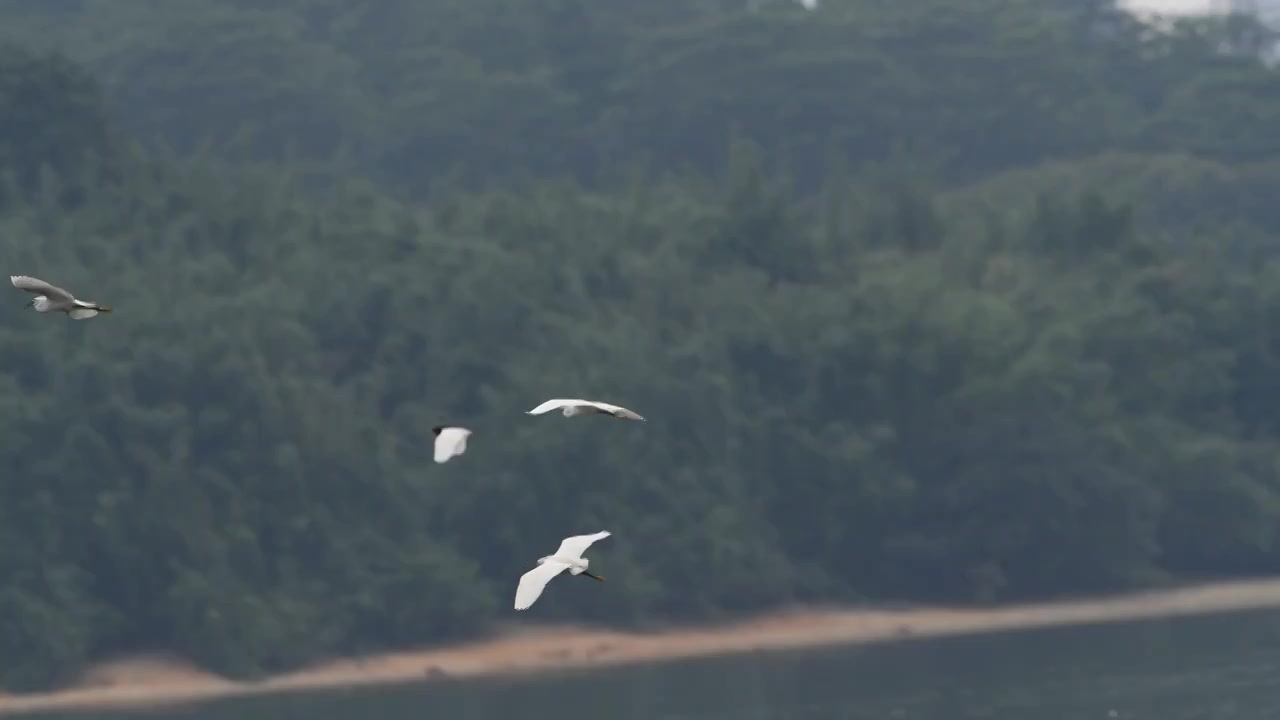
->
[0,0,1279,692]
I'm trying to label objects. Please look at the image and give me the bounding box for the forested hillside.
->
[1,0,1280,692]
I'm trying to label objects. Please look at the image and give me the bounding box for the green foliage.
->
[6,0,1280,192]
[2,0,1280,694]
[0,42,115,202]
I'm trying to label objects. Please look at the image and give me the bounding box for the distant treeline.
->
[4,0,1280,191]
[0,0,1278,693]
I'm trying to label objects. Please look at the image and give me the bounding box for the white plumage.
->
[526,398,645,421]
[11,275,112,320]
[432,426,472,464]
[514,531,611,610]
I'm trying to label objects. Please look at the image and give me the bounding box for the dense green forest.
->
[0,0,1279,692]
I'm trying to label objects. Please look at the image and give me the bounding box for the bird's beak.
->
[99,307,112,313]
[584,571,605,582]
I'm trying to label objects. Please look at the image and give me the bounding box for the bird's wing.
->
[432,427,471,463]
[554,531,611,560]
[514,561,571,610]
[527,399,584,415]
[10,275,74,301]
[584,401,645,421]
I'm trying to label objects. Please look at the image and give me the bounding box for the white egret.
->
[432,425,472,464]
[11,275,112,320]
[526,399,645,421]
[514,530,611,610]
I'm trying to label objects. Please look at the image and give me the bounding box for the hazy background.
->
[1125,0,1225,14]
[0,0,1279,701]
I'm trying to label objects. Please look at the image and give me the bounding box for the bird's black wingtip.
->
[431,426,444,436]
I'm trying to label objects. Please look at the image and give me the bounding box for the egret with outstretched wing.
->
[514,531,611,610]
[11,275,112,320]
[526,399,644,421]
[432,426,472,463]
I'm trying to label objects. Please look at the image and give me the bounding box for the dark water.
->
[23,609,1280,720]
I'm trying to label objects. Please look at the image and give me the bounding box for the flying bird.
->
[432,425,472,464]
[514,530,611,611]
[526,399,645,421]
[11,275,112,320]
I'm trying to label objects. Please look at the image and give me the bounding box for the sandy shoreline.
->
[4,577,1280,716]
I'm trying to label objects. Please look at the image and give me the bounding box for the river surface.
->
[20,608,1280,720]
